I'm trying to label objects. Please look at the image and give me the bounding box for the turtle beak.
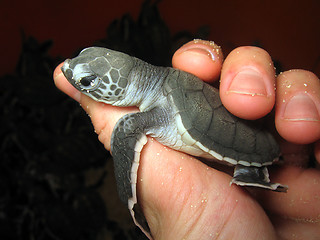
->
[61,59,70,72]
[61,59,73,80]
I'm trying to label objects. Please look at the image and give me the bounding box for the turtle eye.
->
[80,75,96,87]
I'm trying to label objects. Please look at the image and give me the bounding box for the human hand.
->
[54,40,320,239]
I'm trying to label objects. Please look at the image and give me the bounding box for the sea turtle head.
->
[61,47,133,104]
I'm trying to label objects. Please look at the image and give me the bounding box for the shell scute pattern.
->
[185,91,213,132]
[178,70,204,91]
[223,148,239,163]
[210,108,236,147]
[255,131,274,164]
[166,87,184,115]
[186,128,203,143]
[168,69,280,166]
[163,70,179,95]
[233,123,256,153]
[249,154,262,164]
[202,85,222,109]
[178,111,192,130]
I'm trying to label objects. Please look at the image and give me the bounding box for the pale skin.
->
[54,40,320,240]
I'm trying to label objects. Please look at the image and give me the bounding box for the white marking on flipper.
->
[230,166,288,192]
[128,134,152,240]
[230,179,288,192]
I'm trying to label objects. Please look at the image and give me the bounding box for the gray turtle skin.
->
[61,47,287,239]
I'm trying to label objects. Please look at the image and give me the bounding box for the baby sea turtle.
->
[61,47,287,239]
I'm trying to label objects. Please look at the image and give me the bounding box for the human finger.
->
[172,39,223,83]
[275,70,320,144]
[219,46,276,120]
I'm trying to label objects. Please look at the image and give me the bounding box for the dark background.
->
[2,0,320,76]
[1,0,319,240]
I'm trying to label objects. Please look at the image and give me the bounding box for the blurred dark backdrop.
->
[1,0,320,76]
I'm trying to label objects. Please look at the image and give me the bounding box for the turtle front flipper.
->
[111,109,164,239]
[231,165,288,192]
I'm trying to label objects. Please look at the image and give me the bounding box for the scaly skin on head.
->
[61,47,170,111]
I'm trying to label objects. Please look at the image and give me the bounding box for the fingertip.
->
[275,70,320,144]
[220,47,276,119]
[172,39,223,83]
[276,120,320,144]
[221,93,275,119]
[53,62,64,79]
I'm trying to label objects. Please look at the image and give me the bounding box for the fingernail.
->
[185,47,218,61]
[227,69,268,96]
[283,93,320,121]
[180,39,223,62]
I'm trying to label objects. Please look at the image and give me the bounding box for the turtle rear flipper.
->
[231,165,288,192]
